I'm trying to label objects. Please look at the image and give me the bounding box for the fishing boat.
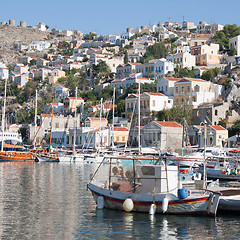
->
[0,143,36,162]
[197,156,240,181]
[87,156,220,216]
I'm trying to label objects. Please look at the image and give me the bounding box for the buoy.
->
[97,196,104,209]
[149,203,156,215]
[123,198,134,212]
[162,197,168,213]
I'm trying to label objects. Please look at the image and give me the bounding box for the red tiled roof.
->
[154,121,182,128]
[210,125,226,131]
[41,114,51,117]
[113,127,129,131]
[67,97,83,100]
[165,77,180,81]
[103,104,117,109]
[145,92,165,96]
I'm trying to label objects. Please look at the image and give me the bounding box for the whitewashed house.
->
[157,77,180,96]
[0,67,9,80]
[154,58,174,80]
[125,92,173,117]
[166,52,196,69]
[55,86,69,99]
[29,41,51,51]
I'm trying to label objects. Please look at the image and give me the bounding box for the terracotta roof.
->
[113,127,129,131]
[67,97,83,100]
[154,121,182,128]
[165,77,181,81]
[210,125,226,131]
[41,114,51,117]
[103,104,117,109]
[145,92,165,97]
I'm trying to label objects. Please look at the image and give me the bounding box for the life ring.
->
[187,143,191,147]
[206,157,212,162]
[221,169,226,174]
[125,171,133,179]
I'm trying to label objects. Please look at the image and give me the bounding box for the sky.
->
[1,0,240,35]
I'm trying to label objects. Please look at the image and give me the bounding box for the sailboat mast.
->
[49,101,54,153]
[112,88,115,149]
[73,87,77,156]
[99,98,103,148]
[138,80,141,153]
[1,78,7,152]
[34,90,38,149]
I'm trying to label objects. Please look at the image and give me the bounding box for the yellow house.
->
[84,117,108,129]
[64,97,84,113]
[174,78,218,107]
[48,69,66,84]
[112,127,129,144]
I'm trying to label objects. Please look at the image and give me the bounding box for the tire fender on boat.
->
[97,196,104,209]
[123,198,134,212]
[162,197,168,213]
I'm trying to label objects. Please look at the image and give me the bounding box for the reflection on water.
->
[0,162,239,240]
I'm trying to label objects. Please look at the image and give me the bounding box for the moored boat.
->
[0,143,36,162]
[87,157,220,216]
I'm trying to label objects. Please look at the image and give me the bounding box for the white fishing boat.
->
[198,156,240,181]
[87,157,220,216]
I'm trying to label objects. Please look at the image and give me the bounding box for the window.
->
[55,123,59,128]
[176,87,178,93]
[122,136,125,142]
[181,86,184,93]
[187,86,190,92]
[153,100,155,107]
[116,136,120,141]
[215,110,218,116]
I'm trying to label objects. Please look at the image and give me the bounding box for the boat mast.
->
[138,80,141,154]
[112,88,115,150]
[49,101,54,153]
[73,87,77,157]
[99,98,103,150]
[1,78,7,152]
[34,90,38,149]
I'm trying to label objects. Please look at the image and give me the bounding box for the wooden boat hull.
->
[87,182,220,216]
[0,151,36,162]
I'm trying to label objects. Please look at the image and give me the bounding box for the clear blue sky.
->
[1,0,240,35]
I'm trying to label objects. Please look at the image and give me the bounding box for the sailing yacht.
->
[58,87,84,162]
[36,101,59,162]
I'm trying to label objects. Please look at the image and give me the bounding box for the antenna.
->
[183,16,185,23]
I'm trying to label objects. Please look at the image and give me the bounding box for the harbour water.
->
[0,162,239,240]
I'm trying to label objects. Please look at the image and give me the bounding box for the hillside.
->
[0,25,50,65]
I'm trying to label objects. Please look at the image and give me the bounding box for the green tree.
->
[229,48,237,56]
[228,120,240,137]
[124,51,129,64]
[173,67,196,78]
[142,42,169,63]
[212,24,240,52]
[201,68,220,81]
